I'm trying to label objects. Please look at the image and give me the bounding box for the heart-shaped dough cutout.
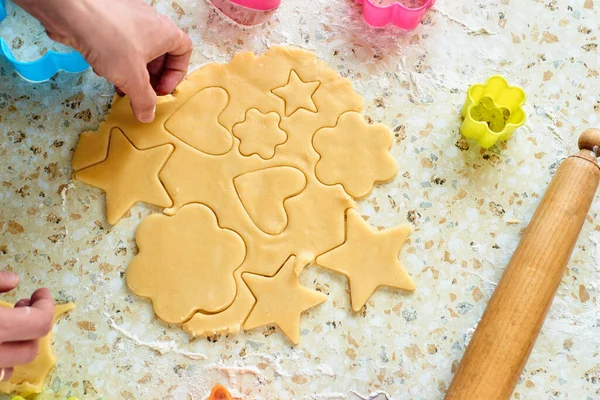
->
[234,166,307,235]
[165,87,232,155]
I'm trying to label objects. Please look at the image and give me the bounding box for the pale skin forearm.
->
[14,0,87,36]
[0,0,193,378]
[15,0,193,123]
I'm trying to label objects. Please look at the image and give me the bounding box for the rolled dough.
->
[72,46,415,342]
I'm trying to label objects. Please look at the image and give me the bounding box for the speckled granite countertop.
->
[0,0,599,399]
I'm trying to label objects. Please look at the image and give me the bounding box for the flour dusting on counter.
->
[0,0,599,399]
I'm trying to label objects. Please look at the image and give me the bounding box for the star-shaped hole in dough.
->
[243,256,327,344]
[233,109,287,160]
[316,209,415,312]
[272,70,320,117]
[313,112,398,198]
[75,128,174,225]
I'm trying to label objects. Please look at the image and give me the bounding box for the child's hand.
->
[0,272,54,381]
[16,0,193,124]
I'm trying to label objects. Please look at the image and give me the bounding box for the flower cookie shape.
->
[0,0,89,82]
[461,75,526,149]
[126,204,246,323]
[233,109,287,159]
[313,111,398,198]
[72,46,416,344]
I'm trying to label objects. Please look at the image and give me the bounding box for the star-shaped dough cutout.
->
[272,70,320,117]
[316,209,415,312]
[75,128,174,225]
[243,256,327,344]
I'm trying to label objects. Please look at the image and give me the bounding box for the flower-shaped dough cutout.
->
[313,111,397,198]
[165,87,233,155]
[233,109,287,159]
[0,303,74,397]
[469,97,511,133]
[126,204,246,323]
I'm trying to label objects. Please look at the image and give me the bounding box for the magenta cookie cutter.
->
[356,0,435,29]
[229,0,280,10]
[209,0,281,25]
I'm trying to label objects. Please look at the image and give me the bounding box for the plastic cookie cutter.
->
[0,0,89,82]
[208,385,232,400]
[356,0,435,29]
[209,0,281,26]
[460,75,526,149]
[11,398,78,400]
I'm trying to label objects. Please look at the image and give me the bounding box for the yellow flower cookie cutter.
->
[461,75,526,149]
[11,398,78,400]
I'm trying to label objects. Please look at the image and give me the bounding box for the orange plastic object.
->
[208,385,233,400]
[460,75,526,149]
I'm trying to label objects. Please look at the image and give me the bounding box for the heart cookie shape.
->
[165,87,232,155]
[234,166,307,235]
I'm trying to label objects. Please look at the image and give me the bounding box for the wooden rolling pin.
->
[445,129,600,400]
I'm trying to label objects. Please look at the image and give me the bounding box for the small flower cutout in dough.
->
[313,111,398,198]
[126,204,246,324]
[233,109,287,159]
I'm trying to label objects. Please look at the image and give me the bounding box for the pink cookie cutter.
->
[356,0,435,29]
[228,0,280,10]
[210,0,281,25]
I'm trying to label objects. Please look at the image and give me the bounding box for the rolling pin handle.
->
[445,128,600,400]
[578,128,600,157]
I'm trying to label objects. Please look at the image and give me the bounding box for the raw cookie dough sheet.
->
[0,0,599,399]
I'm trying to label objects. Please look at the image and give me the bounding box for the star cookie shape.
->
[316,209,415,312]
[272,70,320,117]
[75,128,174,225]
[243,256,327,344]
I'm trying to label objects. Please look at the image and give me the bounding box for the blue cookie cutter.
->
[0,0,89,82]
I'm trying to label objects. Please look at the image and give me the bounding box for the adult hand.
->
[16,0,193,123]
[0,271,54,381]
